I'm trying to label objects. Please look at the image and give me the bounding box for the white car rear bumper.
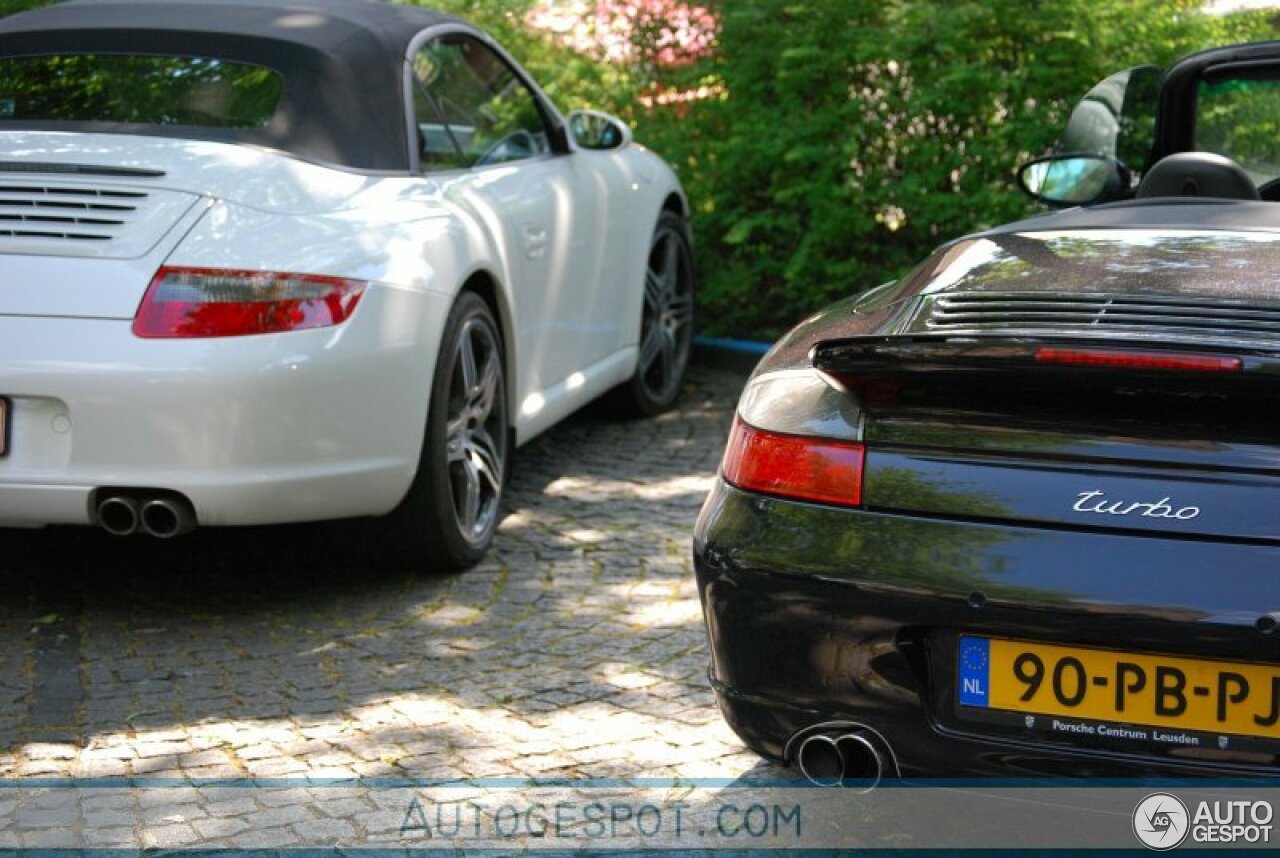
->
[0,285,447,528]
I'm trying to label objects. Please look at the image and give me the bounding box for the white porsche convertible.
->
[0,0,694,569]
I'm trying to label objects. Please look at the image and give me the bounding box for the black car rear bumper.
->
[693,480,1280,777]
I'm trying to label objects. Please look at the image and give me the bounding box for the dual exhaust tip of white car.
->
[95,492,196,539]
[793,724,896,790]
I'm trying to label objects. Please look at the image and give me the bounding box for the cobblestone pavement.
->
[0,364,783,789]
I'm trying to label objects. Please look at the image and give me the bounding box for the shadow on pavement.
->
[0,366,761,783]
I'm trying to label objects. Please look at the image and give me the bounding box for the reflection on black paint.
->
[922,231,1280,302]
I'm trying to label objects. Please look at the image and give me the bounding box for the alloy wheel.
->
[444,316,506,545]
[638,223,694,405]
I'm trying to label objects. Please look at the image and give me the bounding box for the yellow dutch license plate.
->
[957,636,1280,741]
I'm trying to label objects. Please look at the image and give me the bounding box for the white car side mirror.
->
[567,109,632,151]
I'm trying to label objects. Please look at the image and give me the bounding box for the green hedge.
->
[0,0,45,16]
[632,0,1279,338]
[3,0,1275,338]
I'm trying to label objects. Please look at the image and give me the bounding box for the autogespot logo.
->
[1133,793,1190,851]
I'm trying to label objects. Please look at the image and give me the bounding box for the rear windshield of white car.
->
[0,54,283,129]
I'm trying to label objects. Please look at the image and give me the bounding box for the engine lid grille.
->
[0,181,197,259]
[920,292,1280,347]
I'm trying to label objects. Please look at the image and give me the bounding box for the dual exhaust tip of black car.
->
[792,724,896,790]
[95,491,196,539]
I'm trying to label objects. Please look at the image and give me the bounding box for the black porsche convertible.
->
[694,41,1280,781]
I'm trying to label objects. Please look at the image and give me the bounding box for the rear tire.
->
[377,292,508,572]
[614,211,696,417]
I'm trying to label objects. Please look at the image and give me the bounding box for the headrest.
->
[1135,152,1260,201]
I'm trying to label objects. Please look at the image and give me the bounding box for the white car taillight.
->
[132,266,366,338]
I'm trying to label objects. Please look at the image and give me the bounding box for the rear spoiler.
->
[812,335,1280,375]
[810,335,1279,413]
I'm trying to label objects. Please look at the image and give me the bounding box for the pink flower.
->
[528,0,718,68]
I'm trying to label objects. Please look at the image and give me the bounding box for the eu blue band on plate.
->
[958,636,990,708]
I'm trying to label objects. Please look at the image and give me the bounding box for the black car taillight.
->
[722,417,865,508]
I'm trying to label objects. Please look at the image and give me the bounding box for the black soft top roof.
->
[0,0,461,170]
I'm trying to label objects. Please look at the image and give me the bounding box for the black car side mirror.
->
[1017,154,1130,207]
